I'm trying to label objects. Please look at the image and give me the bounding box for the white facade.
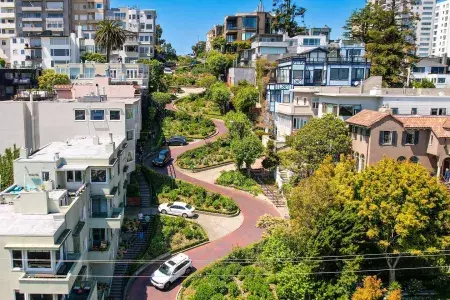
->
[432,0,450,57]
[0,134,128,299]
[0,0,16,63]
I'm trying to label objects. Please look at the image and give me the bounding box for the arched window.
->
[397,156,406,162]
[360,154,365,171]
[410,156,419,163]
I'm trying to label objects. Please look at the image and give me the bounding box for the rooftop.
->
[0,204,64,236]
[346,109,390,127]
[23,135,125,162]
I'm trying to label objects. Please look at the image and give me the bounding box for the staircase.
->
[109,171,153,300]
[251,168,287,208]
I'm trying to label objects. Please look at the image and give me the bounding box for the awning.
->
[4,229,71,250]
[57,165,88,171]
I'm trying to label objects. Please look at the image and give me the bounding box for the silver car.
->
[150,253,193,290]
[158,201,195,218]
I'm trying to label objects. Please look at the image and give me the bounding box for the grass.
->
[216,170,263,196]
[141,165,239,215]
[177,137,233,170]
[175,94,223,119]
[162,111,216,141]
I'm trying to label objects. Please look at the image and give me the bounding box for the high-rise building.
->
[432,0,450,57]
[71,0,109,32]
[0,0,17,63]
[369,0,437,57]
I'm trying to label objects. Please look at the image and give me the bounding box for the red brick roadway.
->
[127,105,280,300]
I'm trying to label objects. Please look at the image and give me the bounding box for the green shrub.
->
[227,281,240,297]
[177,137,233,170]
[162,111,215,140]
[216,170,262,195]
[152,92,173,106]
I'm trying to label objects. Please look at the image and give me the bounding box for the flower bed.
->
[216,170,262,196]
[162,111,216,140]
[177,137,233,170]
[141,166,239,215]
[175,94,223,119]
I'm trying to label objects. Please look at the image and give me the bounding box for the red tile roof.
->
[346,110,391,127]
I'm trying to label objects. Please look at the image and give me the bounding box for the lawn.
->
[141,166,239,215]
[177,137,233,170]
[216,170,262,196]
[175,94,223,119]
[162,111,216,140]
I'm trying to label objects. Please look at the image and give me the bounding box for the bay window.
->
[27,251,51,269]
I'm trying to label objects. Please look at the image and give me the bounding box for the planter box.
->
[127,197,141,207]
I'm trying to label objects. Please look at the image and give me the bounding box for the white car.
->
[150,253,193,290]
[158,201,195,218]
[163,67,173,74]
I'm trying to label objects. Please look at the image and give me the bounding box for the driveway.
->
[127,119,280,300]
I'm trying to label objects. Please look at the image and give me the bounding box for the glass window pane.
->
[90,110,105,120]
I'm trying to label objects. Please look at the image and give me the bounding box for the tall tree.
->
[283,114,351,177]
[38,69,70,92]
[211,36,227,53]
[344,1,418,87]
[224,111,252,140]
[0,146,19,190]
[138,59,167,93]
[231,134,264,174]
[94,20,126,62]
[155,24,165,45]
[205,51,234,78]
[192,41,206,56]
[209,82,231,115]
[272,0,307,37]
[231,85,259,118]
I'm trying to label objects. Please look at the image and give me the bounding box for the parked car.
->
[158,201,196,218]
[152,149,171,167]
[166,136,188,146]
[150,253,193,290]
[163,67,173,74]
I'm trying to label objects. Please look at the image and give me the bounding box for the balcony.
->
[88,241,113,261]
[25,55,42,60]
[0,22,15,29]
[19,253,83,295]
[22,4,42,11]
[69,280,98,300]
[22,25,42,32]
[46,5,63,11]
[252,41,288,49]
[0,12,14,18]
[88,207,124,229]
[275,102,314,116]
[0,2,15,7]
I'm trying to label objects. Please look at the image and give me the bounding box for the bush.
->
[227,282,240,297]
[176,95,222,118]
[152,92,173,106]
[162,111,215,140]
[177,137,233,170]
[216,170,262,196]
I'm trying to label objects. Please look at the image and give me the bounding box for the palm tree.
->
[94,20,126,63]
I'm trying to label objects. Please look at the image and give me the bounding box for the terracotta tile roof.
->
[54,84,72,90]
[395,116,450,138]
[346,110,390,127]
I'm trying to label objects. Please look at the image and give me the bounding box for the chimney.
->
[54,152,60,161]
[93,136,100,145]
[20,147,28,159]
[109,132,114,144]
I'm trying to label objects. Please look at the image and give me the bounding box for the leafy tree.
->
[231,85,259,118]
[224,111,252,140]
[209,82,231,115]
[211,36,227,52]
[354,158,450,283]
[160,42,177,61]
[272,0,307,37]
[38,69,70,92]
[151,92,172,106]
[81,52,106,63]
[196,74,217,89]
[231,134,264,174]
[138,59,167,93]
[0,145,19,190]
[352,276,386,300]
[412,78,435,88]
[155,24,165,45]
[0,58,5,67]
[232,41,251,52]
[285,114,351,176]
[344,2,418,87]
[192,41,206,56]
[94,20,126,62]
[206,51,234,78]
[261,140,280,171]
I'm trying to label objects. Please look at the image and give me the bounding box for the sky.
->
[111,0,366,55]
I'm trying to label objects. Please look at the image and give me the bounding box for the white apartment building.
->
[0,134,128,299]
[370,0,437,57]
[0,76,142,173]
[410,57,450,88]
[433,0,450,57]
[0,0,16,63]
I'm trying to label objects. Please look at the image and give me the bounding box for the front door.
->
[443,158,450,179]
[313,69,322,85]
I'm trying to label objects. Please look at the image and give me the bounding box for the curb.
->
[196,209,241,218]
[176,160,234,173]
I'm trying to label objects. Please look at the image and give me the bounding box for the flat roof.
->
[25,135,125,161]
[0,204,64,236]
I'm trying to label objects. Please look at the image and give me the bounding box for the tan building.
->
[346,109,450,177]
[0,134,128,299]
[71,0,109,32]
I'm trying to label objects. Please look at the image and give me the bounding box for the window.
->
[242,17,257,29]
[67,171,82,182]
[66,171,74,182]
[126,108,134,119]
[397,156,406,162]
[14,291,25,300]
[303,38,320,46]
[411,108,417,115]
[293,117,306,130]
[127,151,134,162]
[75,171,82,182]
[110,110,120,120]
[392,108,399,115]
[12,250,22,268]
[51,49,69,56]
[146,24,152,30]
[147,14,152,19]
[96,3,102,8]
[429,134,434,145]
[351,68,365,80]
[90,109,105,120]
[41,171,49,182]
[438,78,446,83]
[405,130,419,145]
[91,169,106,183]
[380,131,393,145]
[293,70,303,79]
[75,109,86,121]
[127,130,134,141]
[431,108,446,115]
[330,68,349,81]
[410,156,419,163]
[27,251,51,269]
